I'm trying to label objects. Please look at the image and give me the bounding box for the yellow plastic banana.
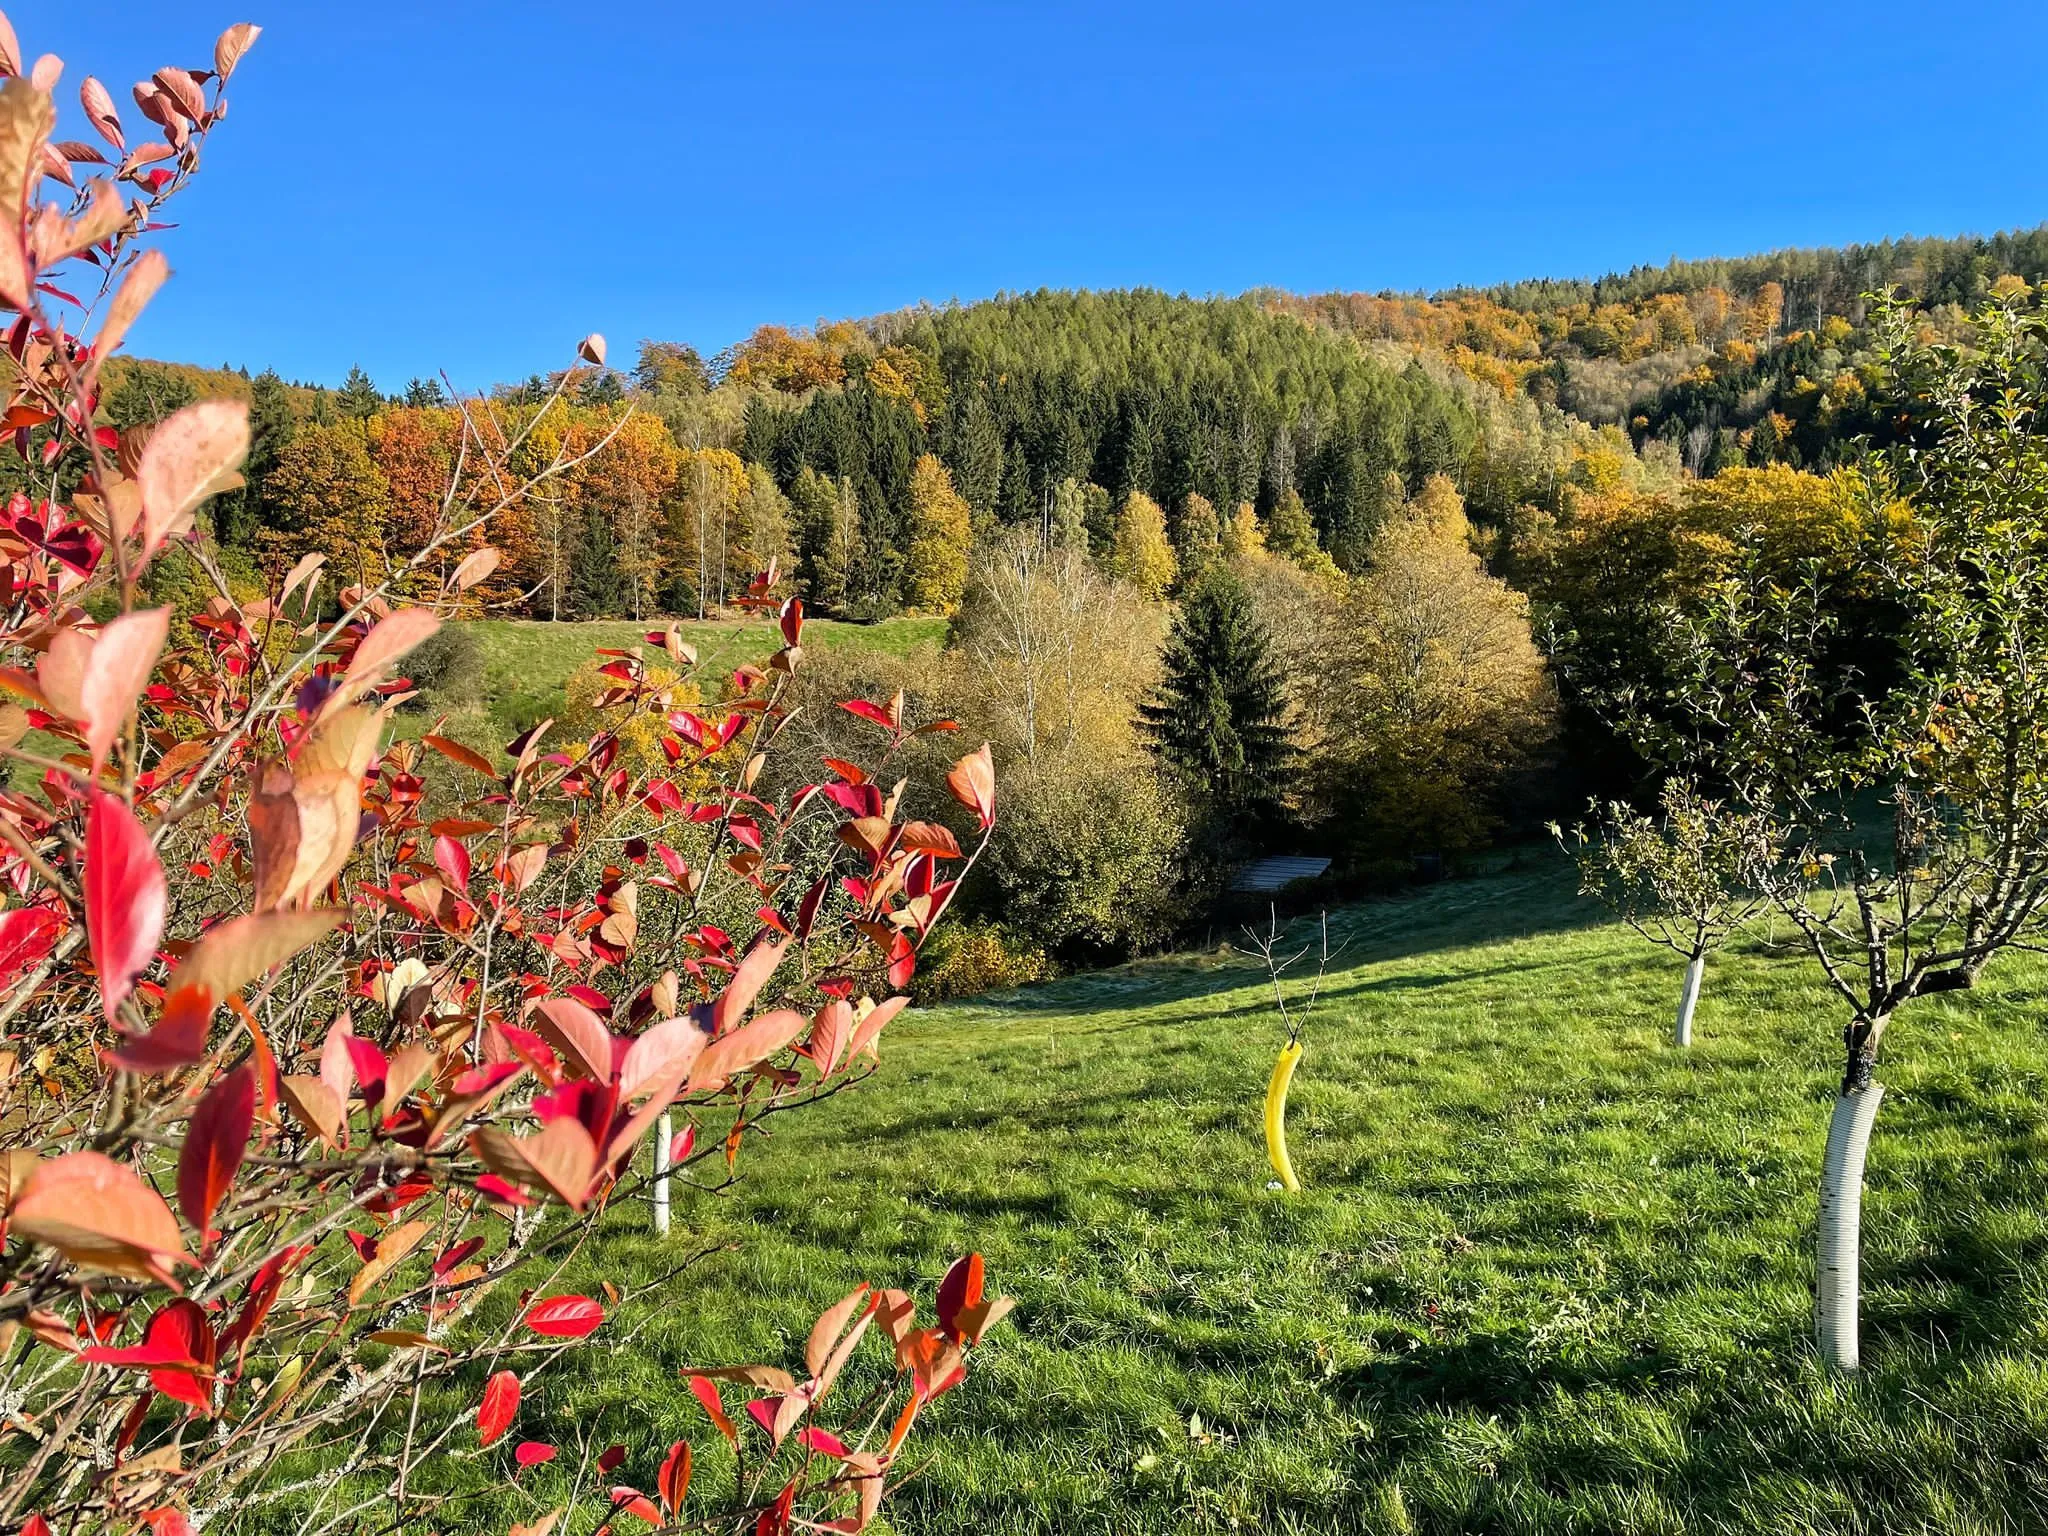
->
[1265,1039,1303,1192]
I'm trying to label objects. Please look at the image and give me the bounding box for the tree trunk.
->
[653,1108,672,1236]
[1674,949,1706,1047]
[1816,1082,1884,1371]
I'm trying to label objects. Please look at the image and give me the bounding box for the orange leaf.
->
[529,996,614,1082]
[422,734,497,777]
[167,908,344,1015]
[212,22,261,80]
[687,1008,808,1092]
[138,402,250,561]
[277,1074,343,1146]
[347,1217,429,1304]
[93,247,166,362]
[450,546,500,590]
[12,1151,192,1285]
[711,935,790,1035]
[340,609,440,704]
[847,996,909,1066]
[944,742,996,829]
[79,608,168,772]
[469,1118,598,1208]
[619,1016,706,1101]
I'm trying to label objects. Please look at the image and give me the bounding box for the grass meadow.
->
[288,855,2048,1535]
[444,614,947,737]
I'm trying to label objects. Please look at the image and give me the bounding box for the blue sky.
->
[38,0,2048,390]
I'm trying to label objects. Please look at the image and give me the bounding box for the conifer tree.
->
[1266,486,1339,575]
[791,466,851,612]
[1050,476,1090,552]
[1106,489,1177,598]
[904,454,972,613]
[337,364,382,419]
[1174,492,1222,576]
[1140,567,1294,837]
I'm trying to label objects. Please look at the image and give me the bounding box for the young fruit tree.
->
[1238,907,1338,1194]
[1557,778,1771,1046]
[1619,295,2048,1371]
[0,16,1010,1532]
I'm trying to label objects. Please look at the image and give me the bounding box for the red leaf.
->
[688,1374,736,1444]
[609,1488,660,1525]
[84,791,168,1021]
[176,1065,253,1243]
[530,995,616,1083]
[598,1443,626,1474]
[658,1440,692,1515]
[433,1236,485,1278]
[515,1441,558,1469]
[937,1253,984,1342]
[523,1294,604,1338]
[799,1427,849,1458]
[836,698,896,730]
[142,1299,215,1412]
[477,1369,519,1446]
[218,1245,310,1367]
[0,906,60,985]
[432,833,471,890]
[778,598,803,648]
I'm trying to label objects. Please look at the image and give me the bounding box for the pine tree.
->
[338,365,382,419]
[904,454,972,613]
[404,377,447,408]
[221,369,298,546]
[568,504,627,617]
[1080,481,1114,554]
[1139,567,1294,837]
[790,468,841,609]
[1106,490,1177,598]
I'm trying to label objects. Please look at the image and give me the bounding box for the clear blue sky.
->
[39,0,2048,390]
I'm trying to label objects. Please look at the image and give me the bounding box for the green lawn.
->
[316,856,2048,1534]
[437,614,946,736]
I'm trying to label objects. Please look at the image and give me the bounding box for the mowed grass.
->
[366,857,2048,1535]
[449,614,945,735]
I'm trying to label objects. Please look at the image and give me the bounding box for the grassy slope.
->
[412,858,2048,1535]
[447,614,946,735]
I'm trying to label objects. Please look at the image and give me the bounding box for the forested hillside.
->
[1279,225,2048,471]
[41,224,2046,985]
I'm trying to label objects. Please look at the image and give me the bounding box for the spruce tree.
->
[1140,567,1294,838]
[337,365,382,419]
[1173,492,1222,577]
